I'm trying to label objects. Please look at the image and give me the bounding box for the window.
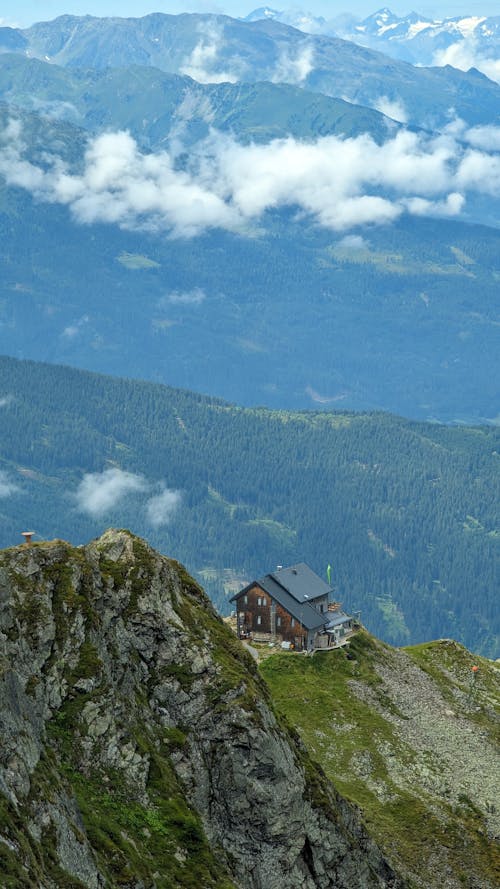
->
[257,596,262,606]
[257,616,262,626]
[291,618,295,628]
[277,617,281,628]
[243,595,248,604]
[262,597,267,606]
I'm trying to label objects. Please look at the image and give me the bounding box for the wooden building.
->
[230,562,353,651]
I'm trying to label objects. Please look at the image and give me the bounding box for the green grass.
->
[260,631,500,888]
[404,639,500,744]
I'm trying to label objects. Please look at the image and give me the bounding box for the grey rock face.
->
[0,530,405,888]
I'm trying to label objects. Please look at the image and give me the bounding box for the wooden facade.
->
[232,562,355,652]
[235,583,323,651]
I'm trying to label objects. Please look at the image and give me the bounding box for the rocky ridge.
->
[0,530,405,888]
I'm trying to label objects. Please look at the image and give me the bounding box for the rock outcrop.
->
[0,530,405,888]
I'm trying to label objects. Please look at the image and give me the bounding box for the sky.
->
[2,2,499,29]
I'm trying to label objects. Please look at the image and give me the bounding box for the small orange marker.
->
[471,665,479,673]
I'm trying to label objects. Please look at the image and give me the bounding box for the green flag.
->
[327,564,332,585]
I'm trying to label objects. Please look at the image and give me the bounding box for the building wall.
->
[312,595,329,614]
[235,584,309,650]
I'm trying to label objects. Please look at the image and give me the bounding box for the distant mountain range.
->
[0,55,394,150]
[244,7,500,80]
[0,12,499,129]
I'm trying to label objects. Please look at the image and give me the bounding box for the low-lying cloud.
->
[75,467,181,526]
[271,43,314,85]
[161,288,206,305]
[0,394,14,407]
[75,468,147,517]
[338,234,369,250]
[373,95,408,124]
[61,314,89,339]
[433,39,500,85]
[2,119,500,237]
[0,470,19,497]
[180,23,241,84]
[464,124,500,152]
[146,487,182,527]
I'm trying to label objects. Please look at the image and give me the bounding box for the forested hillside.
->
[1,140,499,421]
[0,356,498,656]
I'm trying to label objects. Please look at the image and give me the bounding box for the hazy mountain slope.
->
[0,54,396,148]
[7,13,500,129]
[0,530,404,888]
[261,631,500,889]
[245,7,500,77]
[0,355,498,656]
[341,9,500,71]
[0,102,499,423]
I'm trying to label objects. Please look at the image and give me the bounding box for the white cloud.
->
[161,288,206,305]
[272,43,314,85]
[75,467,147,517]
[3,119,500,239]
[180,23,240,84]
[0,394,14,407]
[62,314,89,339]
[28,98,81,122]
[146,487,182,528]
[168,89,214,158]
[305,386,347,404]
[338,235,369,250]
[404,192,466,217]
[373,96,408,124]
[456,148,500,193]
[0,470,18,497]
[465,124,500,152]
[433,39,500,84]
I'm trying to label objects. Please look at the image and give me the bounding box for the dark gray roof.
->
[258,575,326,631]
[270,562,332,604]
[229,568,328,631]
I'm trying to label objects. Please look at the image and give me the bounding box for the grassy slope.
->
[260,631,500,889]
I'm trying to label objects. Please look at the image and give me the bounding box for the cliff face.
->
[0,530,405,889]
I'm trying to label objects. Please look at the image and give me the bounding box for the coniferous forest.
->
[0,355,498,656]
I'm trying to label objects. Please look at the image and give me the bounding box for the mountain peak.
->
[0,531,405,888]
